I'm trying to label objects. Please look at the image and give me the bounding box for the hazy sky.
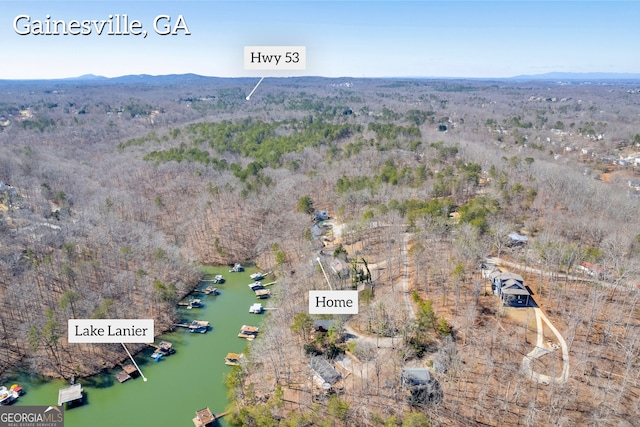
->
[1,1,638,79]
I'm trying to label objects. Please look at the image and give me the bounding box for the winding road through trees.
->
[521,307,570,385]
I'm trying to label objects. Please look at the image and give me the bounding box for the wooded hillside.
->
[1,77,639,425]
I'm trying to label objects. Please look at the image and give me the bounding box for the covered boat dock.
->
[58,383,83,406]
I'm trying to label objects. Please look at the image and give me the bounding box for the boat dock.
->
[247,281,276,290]
[192,408,229,427]
[189,320,210,333]
[229,263,244,272]
[194,286,219,295]
[114,363,139,382]
[225,353,244,366]
[249,303,264,314]
[150,341,175,353]
[114,370,131,383]
[238,325,259,340]
[58,383,83,407]
[255,289,271,299]
[173,320,210,333]
[178,298,203,309]
[150,340,175,360]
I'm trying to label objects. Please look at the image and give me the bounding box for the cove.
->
[6,265,266,427]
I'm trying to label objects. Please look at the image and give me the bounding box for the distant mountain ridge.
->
[66,74,108,81]
[509,72,640,81]
[2,72,640,84]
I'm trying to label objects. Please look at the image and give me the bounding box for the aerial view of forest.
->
[1,74,639,426]
[2,1,640,426]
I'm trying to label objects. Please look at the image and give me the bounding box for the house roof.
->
[508,233,529,242]
[309,356,341,385]
[502,278,523,288]
[313,319,337,331]
[493,271,524,283]
[488,269,503,280]
[330,259,349,274]
[580,261,604,273]
[501,287,530,296]
[311,223,324,237]
[501,279,530,295]
[401,368,432,385]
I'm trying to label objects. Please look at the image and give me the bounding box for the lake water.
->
[6,266,266,427]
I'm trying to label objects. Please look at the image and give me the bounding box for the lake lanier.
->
[74,324,148,337]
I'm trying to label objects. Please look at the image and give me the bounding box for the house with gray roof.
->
[489,270,531,306]
[308,356,341,390]
[401,368,442,405]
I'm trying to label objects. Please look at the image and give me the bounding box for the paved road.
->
[401,233,416,320]
[486,256,591,283]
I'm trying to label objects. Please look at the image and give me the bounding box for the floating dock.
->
[192,408,228,427]
[201,274,224,284]
[194,286,219,295]
[151,341,175,360]
[238,325,259,340]
[248,282,264,290]
[150,340,175,357]
[193,407,216,427]
[249,303,264,314]
[58,383,83,407]
[229,263,244,272]
[255,289,271,299]
[225,353,244,366]
[114,370,131,383]
[190,320,210,333]
[115,363,139,382]
[178,298,203,309]
[174,320,210,333]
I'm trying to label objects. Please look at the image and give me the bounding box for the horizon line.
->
[3,71,640,82]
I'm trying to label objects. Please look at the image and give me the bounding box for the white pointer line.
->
[316,257,333,291]
[121,342,148,382]
[246,77,265,100]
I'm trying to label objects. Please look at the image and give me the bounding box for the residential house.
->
[577,261,605,278]
[330,258,350,279]
[314,210,329,221]
[400,368,442,405]
[313,319,338,333]
[308,356,341,390]
[489,270,531,306]
[507,233,529,247]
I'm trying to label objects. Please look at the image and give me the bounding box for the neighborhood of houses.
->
[303,197,614,409]
[301,210,445,407]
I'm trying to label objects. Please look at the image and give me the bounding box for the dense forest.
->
[1,76,639,426]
